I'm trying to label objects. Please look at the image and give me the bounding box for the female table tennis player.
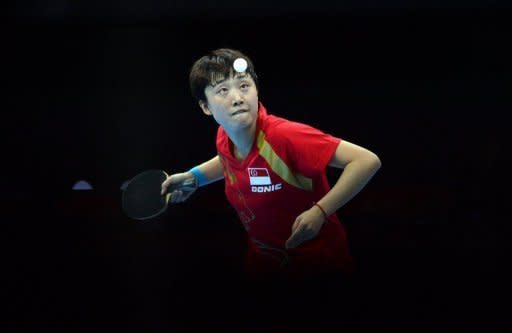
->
[161,48,381,329]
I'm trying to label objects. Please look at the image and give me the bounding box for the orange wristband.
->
[313,202,328,221]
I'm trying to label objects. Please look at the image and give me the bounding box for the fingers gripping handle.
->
[165,177,198,194]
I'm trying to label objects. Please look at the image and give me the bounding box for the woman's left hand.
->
[285,206,326,249]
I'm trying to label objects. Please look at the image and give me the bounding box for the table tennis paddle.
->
[122,169,197,220]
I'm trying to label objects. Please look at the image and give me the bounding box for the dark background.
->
[5,1,510,332]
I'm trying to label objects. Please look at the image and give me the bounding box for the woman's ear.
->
[199,100,212,116]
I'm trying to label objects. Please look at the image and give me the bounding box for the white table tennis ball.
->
[233,58,248,73]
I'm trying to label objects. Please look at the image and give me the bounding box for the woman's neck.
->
[227,121,257,161]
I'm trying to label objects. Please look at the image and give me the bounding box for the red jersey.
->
[217,103,353,278]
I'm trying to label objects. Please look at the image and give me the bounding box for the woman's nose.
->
[231,91,244,106]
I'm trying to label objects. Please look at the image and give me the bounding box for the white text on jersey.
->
[251,183,283,193]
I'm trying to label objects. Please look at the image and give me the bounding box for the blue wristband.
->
[188,166,208,187]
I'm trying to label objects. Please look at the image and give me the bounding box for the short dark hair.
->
[189,48,259,103]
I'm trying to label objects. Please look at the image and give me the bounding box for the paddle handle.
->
[165,177,198,194]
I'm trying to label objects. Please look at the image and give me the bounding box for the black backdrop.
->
[5,2,510,332]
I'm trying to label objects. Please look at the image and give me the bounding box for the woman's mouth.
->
[232,109,248,116]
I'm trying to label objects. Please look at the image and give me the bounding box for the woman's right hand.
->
[161,172,197,203]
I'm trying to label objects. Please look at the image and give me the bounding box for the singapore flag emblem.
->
[248,168,272,185]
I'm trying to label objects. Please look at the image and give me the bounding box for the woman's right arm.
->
[161,155,224,202]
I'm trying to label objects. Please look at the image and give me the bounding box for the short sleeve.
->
[277,121,341,177]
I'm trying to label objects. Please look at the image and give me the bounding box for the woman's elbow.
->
[367,152,382,172]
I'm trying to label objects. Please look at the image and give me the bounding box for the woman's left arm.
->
[317,140,382,216]
[286,140,381,249]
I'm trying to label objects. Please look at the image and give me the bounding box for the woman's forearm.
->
[317,154,381,217]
